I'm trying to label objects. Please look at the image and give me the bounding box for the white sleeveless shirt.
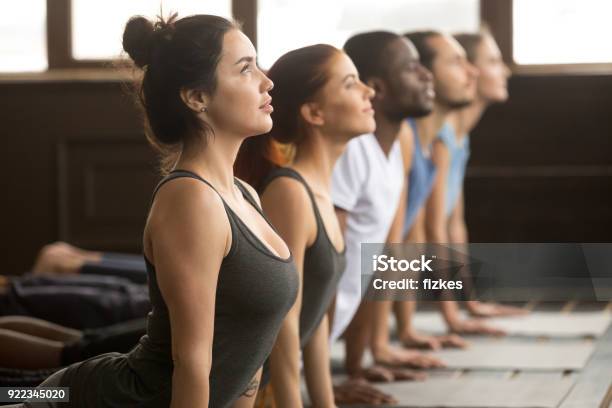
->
[330,133,405,342]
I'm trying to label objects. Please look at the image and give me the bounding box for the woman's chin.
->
[364,119,377,134]
[254,119,273,135]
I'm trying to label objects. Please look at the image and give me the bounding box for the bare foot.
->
[31,242,102,275]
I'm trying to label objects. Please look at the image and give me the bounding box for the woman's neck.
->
[292,130,346,194]
[175,131,243,195]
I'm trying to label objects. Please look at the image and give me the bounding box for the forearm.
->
[393,300,416,335]
[344,301,373,377]
[303,316,335,408]
[439,220,470,329]
[447,217,468,244]
[426,220,448,244]
[170,362,209,408]
[370,300,392,354]
[439,301,462,326]
[270,317,303,407]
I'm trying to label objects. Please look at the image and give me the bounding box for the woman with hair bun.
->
[26,13,298,408]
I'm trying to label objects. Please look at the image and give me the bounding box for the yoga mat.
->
[489,312,611,337]
[330,339,594,371]
[430,341,594,370]
[371,377,574,408]
[411,311,611,337]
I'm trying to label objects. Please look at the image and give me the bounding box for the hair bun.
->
[123,16,155,68]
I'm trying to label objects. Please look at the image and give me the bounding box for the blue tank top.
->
[437,122,470,216]
[404,119,437,234]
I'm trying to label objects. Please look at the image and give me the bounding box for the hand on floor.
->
[373,344,446,369]
[399,330,467,350]
[448,318,506,336]
[358,365,427,383]
[334,378,397,405]
[466,301,530,318]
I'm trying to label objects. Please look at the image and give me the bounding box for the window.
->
[257,0,480,69]
[72,0,232,60]
[513,0,612,65]
[0,0,47,72]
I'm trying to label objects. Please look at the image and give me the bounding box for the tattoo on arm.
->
[241,377,259,397]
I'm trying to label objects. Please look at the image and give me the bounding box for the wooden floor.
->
[324,301,612,408]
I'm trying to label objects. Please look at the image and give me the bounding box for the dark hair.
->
[234,44,341,192]
[403,30,442,70]
[454,25,492,64]
[122,13,239,171]
[343,31,400,83]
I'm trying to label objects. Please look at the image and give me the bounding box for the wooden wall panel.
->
[0,81,159,274]
[57,137,158,249]
[465,74,612,242]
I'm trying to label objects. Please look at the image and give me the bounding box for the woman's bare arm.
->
[261,177,314,408]
[303,314,336,407]
[147,179,231,408]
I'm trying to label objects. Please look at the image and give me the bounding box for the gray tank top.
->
[57,170,299,407]
[262,167,346,346]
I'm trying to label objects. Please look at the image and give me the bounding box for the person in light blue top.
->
[436,121,470,216]
[403,118,437,234]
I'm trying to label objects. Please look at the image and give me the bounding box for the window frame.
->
[47,0,256,69]
[5,0,611,79]
[481,0,612,76]
[0,0,254,80]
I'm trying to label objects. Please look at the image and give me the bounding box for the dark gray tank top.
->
[57,170,299,407]
[262,167,346,346]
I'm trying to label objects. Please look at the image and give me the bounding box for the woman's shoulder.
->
[144,175,231,265]
[157,175,225,208]
[148,177,228,234]
[260,171,311,208]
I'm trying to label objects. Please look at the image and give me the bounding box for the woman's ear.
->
[300,102,325,127]
[180,88,209,113]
